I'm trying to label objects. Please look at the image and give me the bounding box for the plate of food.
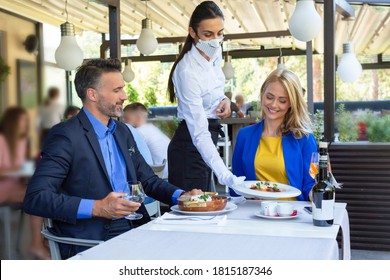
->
[171,194,237,215]
[231,181,301,199]
[254,209,300,220]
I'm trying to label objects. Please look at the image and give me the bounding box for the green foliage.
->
[310,109,324,143]
[143,86,158,108]
[0,56,11,82]
[172,115,180,131]
[251,100,261,111]
[152,118,179,139]
[363,113,390,142]
[336,104,359,142]
[126,83,139,103]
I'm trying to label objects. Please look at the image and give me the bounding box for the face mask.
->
[196,37,223,59]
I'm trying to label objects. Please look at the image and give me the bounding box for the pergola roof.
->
[1,0,389,55]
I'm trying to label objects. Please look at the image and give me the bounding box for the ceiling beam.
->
[121,47,317,63]
[100,30,291,53]
[92,0,119,8]
[335,0,356,17]
[316,0,355,17]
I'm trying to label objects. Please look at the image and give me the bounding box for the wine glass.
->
[309,152,319,180]
[122,181,145,220]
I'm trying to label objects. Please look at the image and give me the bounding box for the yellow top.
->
[255,137,289,185]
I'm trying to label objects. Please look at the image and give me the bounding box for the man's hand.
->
[180,189,203,197]
[216,98,231,119]
[92,192,141,219]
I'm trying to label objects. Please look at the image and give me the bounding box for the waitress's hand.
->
[216,98,231,119]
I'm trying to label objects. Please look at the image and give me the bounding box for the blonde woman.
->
[232,68,317,201]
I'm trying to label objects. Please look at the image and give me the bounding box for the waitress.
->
[167,1,244,191]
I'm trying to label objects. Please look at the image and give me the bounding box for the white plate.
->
[232,180,301,199]
[254,210,300,220]
[170,202,238,216]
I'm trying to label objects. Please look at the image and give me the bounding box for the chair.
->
[149,159,166,179]
[216,124,232,193]
[0,204,24,259]
[41,218,103,260]
[145,160,166,218]
[217,124,232,169]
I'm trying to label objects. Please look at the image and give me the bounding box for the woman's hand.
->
[216,98,231,119]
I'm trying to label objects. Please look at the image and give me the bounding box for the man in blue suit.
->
[23,59,198,259]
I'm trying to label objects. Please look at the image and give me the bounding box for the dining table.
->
[70,200,350,260]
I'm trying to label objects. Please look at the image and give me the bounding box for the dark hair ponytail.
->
[167,1,224,103]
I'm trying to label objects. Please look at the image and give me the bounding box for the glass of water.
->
[122,181,145,220]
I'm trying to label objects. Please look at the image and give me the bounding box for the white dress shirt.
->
[137,123,170,178]
[125,124,153,165]
[38,100,65,129]
[173,45,241,187]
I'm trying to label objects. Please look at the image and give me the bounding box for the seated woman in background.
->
[0,107,50,259]
[232,68,317,201]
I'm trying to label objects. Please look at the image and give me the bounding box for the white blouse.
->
[173,45,240,187]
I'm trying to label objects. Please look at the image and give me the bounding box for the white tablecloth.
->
[71,201,350,260]
[71,228,339,260]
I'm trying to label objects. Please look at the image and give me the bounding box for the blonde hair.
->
[259,68,312,138]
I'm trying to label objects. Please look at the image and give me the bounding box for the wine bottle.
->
[312,141,335,227]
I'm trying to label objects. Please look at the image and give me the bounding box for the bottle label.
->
[312,197,335,221]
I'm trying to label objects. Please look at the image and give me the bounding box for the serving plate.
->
[170,202,237,216]
[232,180,301,199]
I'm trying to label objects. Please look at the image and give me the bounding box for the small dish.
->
[254,210,300,220]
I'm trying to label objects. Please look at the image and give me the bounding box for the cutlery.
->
[162,216,216,221]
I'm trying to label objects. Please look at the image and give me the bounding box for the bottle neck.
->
[318,165,328,181]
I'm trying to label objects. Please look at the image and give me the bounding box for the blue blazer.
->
[232,121,317,201]
[24,109,178,242]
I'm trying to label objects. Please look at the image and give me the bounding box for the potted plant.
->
[310,109,324,144]
[248,100,261,119]
[0,57,10,82]
[335,104,359,142]
[364,113,390,142]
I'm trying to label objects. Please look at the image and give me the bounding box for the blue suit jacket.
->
[23,109,178,241]
[232,121,317,201]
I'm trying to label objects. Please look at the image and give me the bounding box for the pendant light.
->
[277,37,286,69]
[122,45,135,82]
[222,56,234,80]
[123,59,135,82]
[222,41,234,80]
[337,17,362,83]
[337,42,362,83]
[136,0,158,55]
[54,0,84,70]
[288,0,322,42]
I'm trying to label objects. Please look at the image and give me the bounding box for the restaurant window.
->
[334,54,390,143]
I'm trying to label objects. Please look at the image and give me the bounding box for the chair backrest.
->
[146,160,165,218]
[42,218,102,260]
[216,124,231,170]
[149,159,166,178]
[145,200,161,218]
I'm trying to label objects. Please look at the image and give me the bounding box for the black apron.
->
[168,119,221,192]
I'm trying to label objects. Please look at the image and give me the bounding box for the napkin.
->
[155,213,227,225]
[229,196,246,204]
